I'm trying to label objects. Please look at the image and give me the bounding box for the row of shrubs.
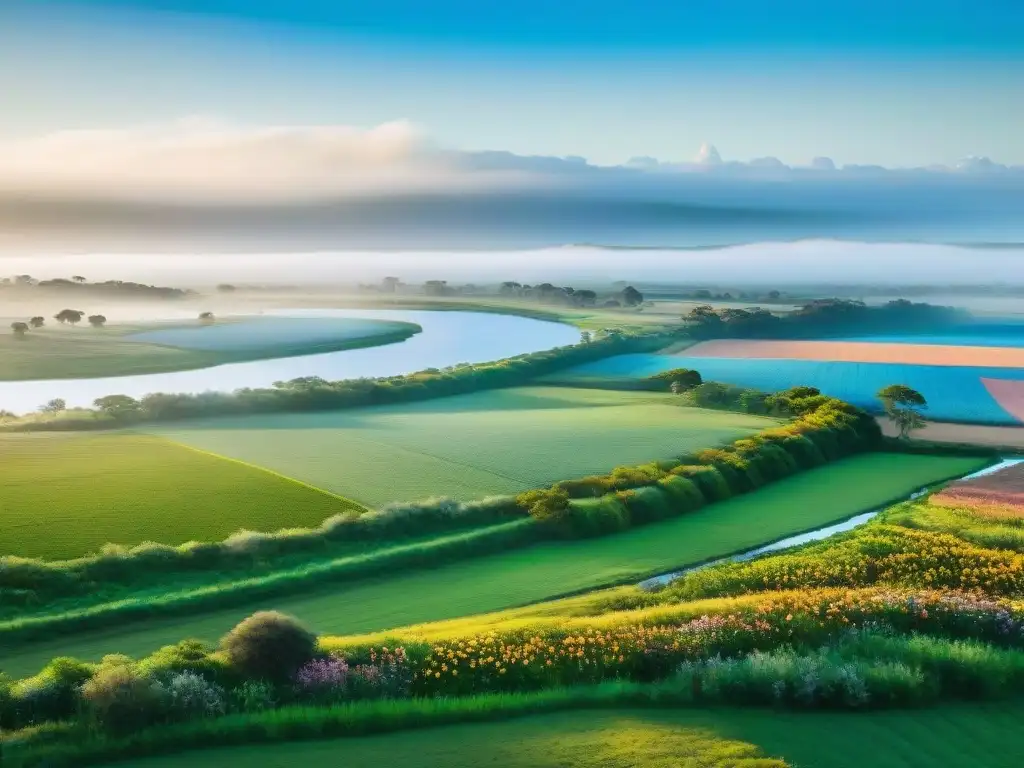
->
[1,383,873,613]
[6,588,1024,737]
[8,635,1021,768]
[517,387,883,537]
[3,329,673,427]
[0,496,520,609]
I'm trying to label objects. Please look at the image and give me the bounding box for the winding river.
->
[0,309,581,412]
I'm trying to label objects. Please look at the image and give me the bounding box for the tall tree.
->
[878,384,927,439]
[10,321,29,338]
[88,314,107,328]
[29,316,45,328]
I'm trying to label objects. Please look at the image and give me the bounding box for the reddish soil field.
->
[982,378,1024,422]
[931,463,1024,516]
[686,339,1024,368]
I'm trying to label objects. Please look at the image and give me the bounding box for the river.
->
[0,309,581,412]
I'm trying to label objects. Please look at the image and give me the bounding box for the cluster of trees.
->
[10,310,107,338]
[1,274,189,299]
[676,288,785,302]
[517,387,883,537]
[499,282,644,308]
[684,298,967,339]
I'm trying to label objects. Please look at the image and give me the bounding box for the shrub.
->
[655,475,706,514]
[295,657,350,703]
[80,660,169,735]
[219,612,318,683]
[166,672,226,721]
[562,496,631,537]
[230,680,276,713]
[671,465,732,502]
[10,656,93,725]
[618,485,674,524]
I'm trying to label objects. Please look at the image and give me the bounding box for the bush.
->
[618,486,674,524]
[80,659,169,735]
[9,656,93,726]
[219,612,318,683]
[230,680,276,713]
[670,465,732,502]
[655,475,706,514]
[167,671,226,721]
[562,496,631,537]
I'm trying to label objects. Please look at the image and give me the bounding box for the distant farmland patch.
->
[0,433,363,559]
[154,387,779,506]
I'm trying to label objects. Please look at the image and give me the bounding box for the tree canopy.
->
[878,384,927,439]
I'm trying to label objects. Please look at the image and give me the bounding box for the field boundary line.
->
[142,432,369,514]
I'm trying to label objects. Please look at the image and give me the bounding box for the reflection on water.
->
[638,458,1022,590]
[0,309,580,412]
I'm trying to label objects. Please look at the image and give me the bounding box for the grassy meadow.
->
[0,316,419,381]
[0,432,364,559]
[112,704,1024,768]
[154,387,779,505]
[0,452,982,676]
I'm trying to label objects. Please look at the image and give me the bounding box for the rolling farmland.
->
[154,387,780,506]
[0,432,364,559]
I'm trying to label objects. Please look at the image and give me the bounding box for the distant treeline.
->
[685,298,969,339]
[1,275,190,300]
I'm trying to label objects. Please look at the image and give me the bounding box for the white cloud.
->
[0,119,546,203]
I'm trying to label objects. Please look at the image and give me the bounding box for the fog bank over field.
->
[4,241,1024,288]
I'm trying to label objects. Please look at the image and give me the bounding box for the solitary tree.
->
[580,330,592,344]
[216,283,237,293]
[40,398,66,414]
[29,316,45,328]
[10,321,29,338]
[71,275,87,283]
[620,286,644,307]
[878,384,927,439]
[54,309,85,325]
[88,314,107,328]
[651,368,703,392]
[199,311,216,324]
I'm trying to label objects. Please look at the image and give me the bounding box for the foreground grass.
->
[0,433,364,558]
[0,453,981,676]
[154,387,779,505]
[106,703,1024,768]
[0,317,419,381]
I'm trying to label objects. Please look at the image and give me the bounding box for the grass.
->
[0,432,365,559]
[0,452,983,677]
[154,387,779,506]
[0,317,419,381]
[107,703,1024,768]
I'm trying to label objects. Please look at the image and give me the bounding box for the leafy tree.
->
[10,321,28,338]
[29,316,45,328]
[40,398,66,414]
[71,275,87,283]
[574,289,597,306]
[54,309,85,325]
[216,283,237,293]
[651,368,703,392]
[94,394,141,419]
[198,311,215,324]
[620,285,644,306]
[88,314,107,328]
[878,384,927,439]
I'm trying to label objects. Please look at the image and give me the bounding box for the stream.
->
[638,457,1024,590]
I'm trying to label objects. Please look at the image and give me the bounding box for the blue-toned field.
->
[563,355,1024,425]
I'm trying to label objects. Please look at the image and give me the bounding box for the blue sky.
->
[1,0,1022,165]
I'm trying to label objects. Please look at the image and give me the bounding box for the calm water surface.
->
[0,309,580,412]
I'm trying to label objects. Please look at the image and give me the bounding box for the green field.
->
[0,316,419,381]
[154,387,779,506]
[114,704,1024,768]
[1,452,982,676]
[0,433,364,559]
